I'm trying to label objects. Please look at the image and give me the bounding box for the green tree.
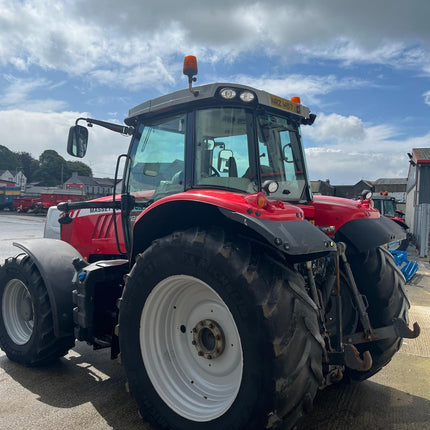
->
[33,150,68,186]
[1,147,93,186]
[65,160,93,178]
[0,145,19,171]
[17,152,38,183]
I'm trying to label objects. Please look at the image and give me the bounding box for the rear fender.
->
[132,200,335,261]
[335,216,407,253]
[13,239,83,338]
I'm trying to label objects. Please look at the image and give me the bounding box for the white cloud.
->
[0,109,128,178]
[305,146,411,184]
[302,113,429,184]
[304,113,366,143]
[0,0,429,90]
[1,76,67,112]
[424,90,430,106]
[227,75,369,105]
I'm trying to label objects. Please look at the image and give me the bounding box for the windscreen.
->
[193,107,309,201]
[126,107,310,204]
[383,199,396,217]
[194,108,256,193]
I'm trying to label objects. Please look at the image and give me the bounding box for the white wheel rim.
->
[140,275,243,422]
[2,279,34,345]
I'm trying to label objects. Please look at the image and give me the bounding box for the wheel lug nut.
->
[198,351,204,356]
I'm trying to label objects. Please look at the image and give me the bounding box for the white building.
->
[0,169,27,189]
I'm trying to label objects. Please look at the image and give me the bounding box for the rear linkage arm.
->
[330,242,420,372]
[337,242,420,345]
[315,242,420,375]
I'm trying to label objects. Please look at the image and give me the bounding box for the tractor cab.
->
[372,193,407,222]
[66,56,322,257]
[124,98,311,205]
[68,58,314,211]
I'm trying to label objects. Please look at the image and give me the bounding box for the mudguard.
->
[335,216,407,253]
[219,208,336,257]
[13,239,83,338]
[392,218,409,231]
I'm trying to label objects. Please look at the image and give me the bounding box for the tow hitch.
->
[343,317,420,345]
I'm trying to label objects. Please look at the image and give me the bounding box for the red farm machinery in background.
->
[13,190,83,213]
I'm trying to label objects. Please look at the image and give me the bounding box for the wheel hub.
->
[192,319,225,359]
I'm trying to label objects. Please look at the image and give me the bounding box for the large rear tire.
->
[118,227,324,430]
[0,254,74,366]
[345,246,409,381]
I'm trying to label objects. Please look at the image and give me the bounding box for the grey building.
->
[311,180,335,196]
[405,148,430,257]
[64,172,115,198]
[333,180,374,200]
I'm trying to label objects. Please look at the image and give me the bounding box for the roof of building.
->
[334,179,373,189]
[65,172,115,187]
[412,148,430,164]
[373,177,408,185]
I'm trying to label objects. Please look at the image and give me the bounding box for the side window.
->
[128,114,186,201]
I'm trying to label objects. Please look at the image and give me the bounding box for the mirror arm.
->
[75,117,134,135]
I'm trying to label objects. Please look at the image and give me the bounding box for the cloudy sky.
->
[1,0,429,184]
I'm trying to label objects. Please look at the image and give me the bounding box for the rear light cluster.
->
[243,193,303,218]
[219,87,256,103]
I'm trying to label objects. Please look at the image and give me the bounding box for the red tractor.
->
[0,56,420,430]
[372,192,410,250]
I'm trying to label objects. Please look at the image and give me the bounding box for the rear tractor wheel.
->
[344,246,410,381]
[118,227,325,430]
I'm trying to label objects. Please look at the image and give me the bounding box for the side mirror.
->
[67,125,88,158]
[217,149,233,172]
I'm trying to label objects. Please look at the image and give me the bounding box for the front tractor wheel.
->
[119,228,324,430]
[0,254,74,366]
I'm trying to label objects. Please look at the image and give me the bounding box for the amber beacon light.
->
[183,55,198,77]
[183,55,199,96]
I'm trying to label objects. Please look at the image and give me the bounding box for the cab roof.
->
[125,82,311,125]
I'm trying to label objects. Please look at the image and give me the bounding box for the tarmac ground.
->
[0,213,429,429]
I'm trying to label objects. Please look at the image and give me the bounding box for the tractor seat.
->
[226,157,238,177]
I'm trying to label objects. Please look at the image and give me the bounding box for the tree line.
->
[0,145,92,186]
